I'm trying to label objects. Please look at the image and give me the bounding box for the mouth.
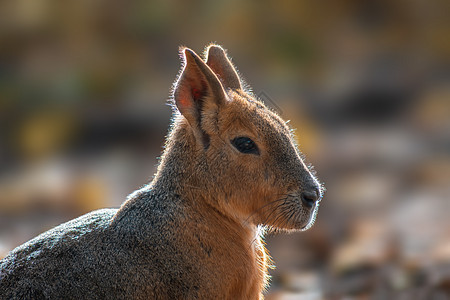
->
[254,191,321,231]
[300,201,320,231]
[268,197,319,231]
[286,195,320,230]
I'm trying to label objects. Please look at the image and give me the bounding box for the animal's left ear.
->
[206,45,242,91]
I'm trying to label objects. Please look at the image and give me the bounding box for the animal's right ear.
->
[173,48,227,145]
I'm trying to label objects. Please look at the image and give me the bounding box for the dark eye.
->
[231,137,259,155]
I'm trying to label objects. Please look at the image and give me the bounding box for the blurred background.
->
[0,0,449,298]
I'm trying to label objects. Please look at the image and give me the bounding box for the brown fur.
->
[0,45,322,299]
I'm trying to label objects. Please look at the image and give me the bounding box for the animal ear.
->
[206,45,242,91]
[173,47,227,147]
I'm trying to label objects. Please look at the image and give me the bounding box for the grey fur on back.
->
[0,189,201,299]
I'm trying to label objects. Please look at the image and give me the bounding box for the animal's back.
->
[0,208,117,299]
[0,189,204,299]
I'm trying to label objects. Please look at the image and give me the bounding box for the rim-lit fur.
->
[0,44,323,300]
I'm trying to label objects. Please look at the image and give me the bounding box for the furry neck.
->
[151,117,205,196]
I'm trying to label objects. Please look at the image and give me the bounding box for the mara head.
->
[166,44,323,231]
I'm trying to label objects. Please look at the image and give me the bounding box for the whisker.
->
[271,203,294,228]
[257,201,285,227]
[284,206,298,228]
[243,197,288,225]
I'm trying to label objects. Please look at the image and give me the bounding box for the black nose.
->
[301,189,319,208]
